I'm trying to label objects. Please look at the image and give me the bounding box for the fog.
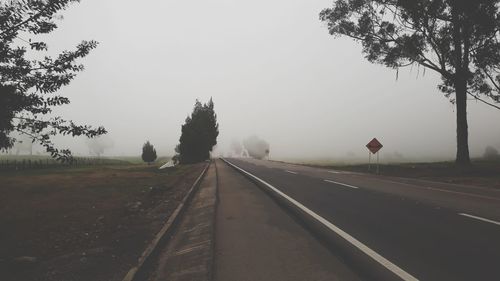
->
[37,0,500,162]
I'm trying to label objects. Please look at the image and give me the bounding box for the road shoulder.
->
[146,162,217,281]
[214,159,360,281]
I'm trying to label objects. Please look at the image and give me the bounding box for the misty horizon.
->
[9,0,499,162]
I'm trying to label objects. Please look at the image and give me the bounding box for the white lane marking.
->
[373,178,500,202]
[324,179,359,189]
[458,213,500,226]
[285,170,298,174]
[222,158,418,281]
[328,170,361,175]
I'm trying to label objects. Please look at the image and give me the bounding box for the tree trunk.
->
[455,75,471,165]
[451,5,471,166]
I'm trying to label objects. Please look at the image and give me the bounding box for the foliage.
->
[243,135,270,160]
[86,135,114,157]
[141,140,157,164]
[483,145,499,160]
[0,0,106,162]
[230,139,243,156]
[320,0,500,165]
[175,98,219,164]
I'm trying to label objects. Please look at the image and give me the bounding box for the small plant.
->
[142,141,157,165]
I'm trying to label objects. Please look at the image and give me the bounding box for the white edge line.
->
[285,170,298,174]
[365,178,500,202]
[324,179,359,189]
[222,159,418,281]
[458,213,500,226]
[328,170,362,175]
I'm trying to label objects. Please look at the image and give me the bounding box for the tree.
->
[175,98,219,164]
[230,139,243,156]
[320,0,500,165]
[0,0,106,162]
[483,145,499,160]
[142,141,157,165]
[86,136,114,157]
[243,135,270,160]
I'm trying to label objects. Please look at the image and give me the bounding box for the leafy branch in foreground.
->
[0,0,106,161]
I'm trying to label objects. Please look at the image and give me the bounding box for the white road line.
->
[458,213,500,226]
[372,178,500,202]
[285,170,298,174]
[328,170,361,175]
[324,179,359,189]
[222,159,418,281]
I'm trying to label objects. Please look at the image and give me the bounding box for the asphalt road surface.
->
[214,159,361,281]
[222,158,500,281]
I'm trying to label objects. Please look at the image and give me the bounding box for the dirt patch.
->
[0,163,206,281]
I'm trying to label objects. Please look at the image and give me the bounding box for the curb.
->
[208,159,220,281]
[220,158,413,281]
[122,162,211,281]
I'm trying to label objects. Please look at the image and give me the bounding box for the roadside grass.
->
[303,158,500,189]
[0,155,172,171]
[0,161,205,281]
[110,156,171,165]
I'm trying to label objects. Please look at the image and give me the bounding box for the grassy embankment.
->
[301,159,500,189]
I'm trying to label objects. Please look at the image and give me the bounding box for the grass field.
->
[0,155,172,171]
[0,160,205,281]
[303,159,500,189]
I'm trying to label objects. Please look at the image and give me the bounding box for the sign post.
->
[368,151,371,171]
[366,138,383,174]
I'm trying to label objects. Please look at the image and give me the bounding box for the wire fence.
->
[0,157,128,171]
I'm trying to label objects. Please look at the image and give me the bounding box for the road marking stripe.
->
[423,186,500,202]
[458,213,500,226]
[324,179,359,189]
[328,170,362,175]
[372,178,500,202]
[223,159,418,281]
[285,170,298,174]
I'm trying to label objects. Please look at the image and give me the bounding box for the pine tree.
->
[175,98,219,164]
[142,141,157,165]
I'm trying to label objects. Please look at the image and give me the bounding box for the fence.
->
[0,157,126,171]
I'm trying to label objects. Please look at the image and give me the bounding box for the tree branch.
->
[467,91,500,110]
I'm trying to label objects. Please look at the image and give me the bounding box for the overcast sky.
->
[40,0,500,161]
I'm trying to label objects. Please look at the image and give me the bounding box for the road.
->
[214,159,361,281]
[222,158,500,281]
